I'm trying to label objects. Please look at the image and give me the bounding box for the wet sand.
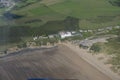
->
[0,44,112,80]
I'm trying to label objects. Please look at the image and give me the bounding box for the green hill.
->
[8,0,120,29]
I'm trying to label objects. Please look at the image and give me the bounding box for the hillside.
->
[8,0,120,29]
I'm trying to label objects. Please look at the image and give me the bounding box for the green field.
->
[50,0,119,18]
[8,0,120,29]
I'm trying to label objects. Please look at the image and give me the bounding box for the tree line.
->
[0,16,79,44]
[109,0,120,7]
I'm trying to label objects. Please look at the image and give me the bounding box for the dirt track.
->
[0,45,112,80]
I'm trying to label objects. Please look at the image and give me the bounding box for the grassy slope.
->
[11,0,65,26]
[49,0,120,29]
[93,29,120,73]
[50,0,120,18]
[0,8,7,25]
[11,0,120,29]
[101,37,120,73]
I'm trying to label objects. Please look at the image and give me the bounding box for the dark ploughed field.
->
[0,45,112,80]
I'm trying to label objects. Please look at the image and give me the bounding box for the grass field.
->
[0,8,7,25]
[8,0,120,29]
[50,0,120,18]
[49,0,120,29]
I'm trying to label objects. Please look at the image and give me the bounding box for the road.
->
[0,45,112,80]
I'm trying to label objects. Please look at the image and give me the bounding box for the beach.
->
[62,42,120,80]
[0,44,114,80]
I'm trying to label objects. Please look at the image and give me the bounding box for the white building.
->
[59,31,72,39]
[106,26,113,30]
[48,35,54,38]
[114,26,120,29]
[33,37,38,40]
[79,30,83,32]
[88,30,93,32]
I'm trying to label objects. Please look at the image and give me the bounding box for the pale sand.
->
[0,44,114,80]
[62,42,120,80]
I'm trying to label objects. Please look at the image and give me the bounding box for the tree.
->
[64,16,79,31]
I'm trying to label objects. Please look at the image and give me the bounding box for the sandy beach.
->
[62,42,120,80]
[0,44,114,80]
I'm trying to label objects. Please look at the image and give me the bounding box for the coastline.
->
[0,45,57,58]
[61,42,120,80]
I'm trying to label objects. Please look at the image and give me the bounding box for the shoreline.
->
[0,45,57,58]
[61,42,120,80]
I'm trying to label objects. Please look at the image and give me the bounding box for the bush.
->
[17,42,27,48]
[90,44,101,53]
